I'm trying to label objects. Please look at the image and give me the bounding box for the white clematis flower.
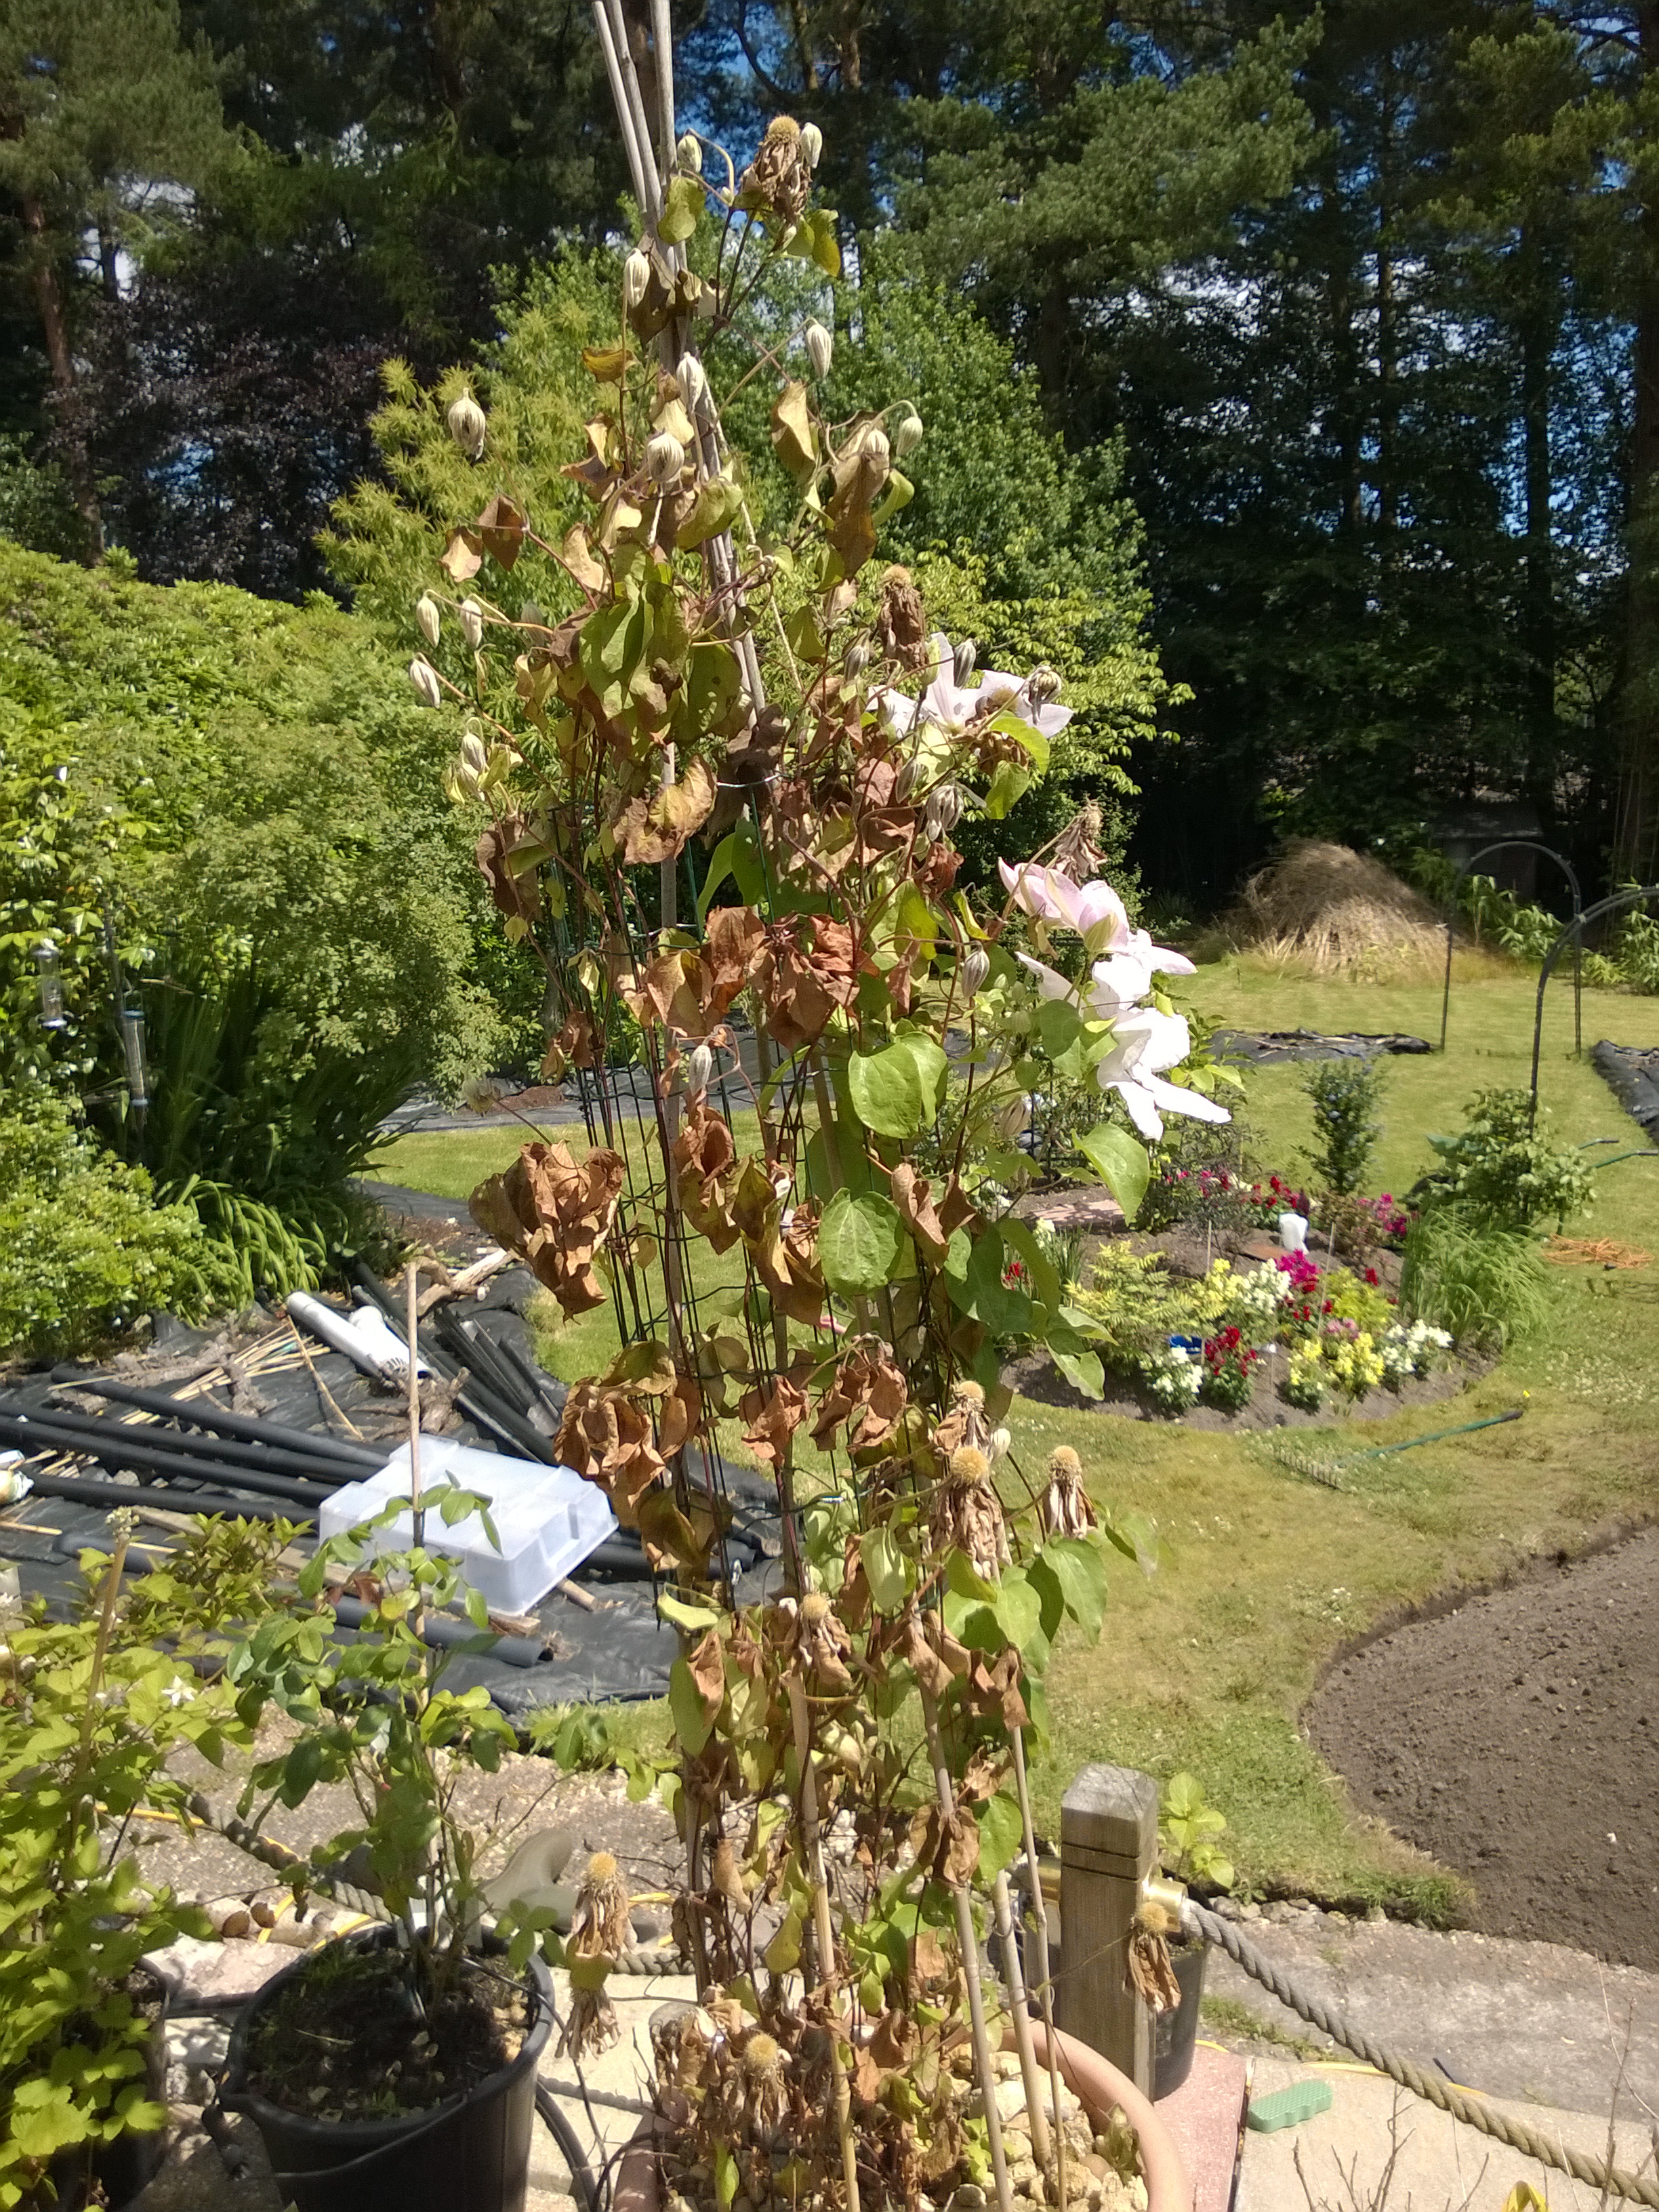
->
[875,633,1075,746]
[1000,859,1129,943]
[1094,1008,1230,1141]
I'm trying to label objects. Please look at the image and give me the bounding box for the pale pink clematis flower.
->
[1000,860,1129,943]
[1094,1008,1230,1141]
[877,634,1075,746]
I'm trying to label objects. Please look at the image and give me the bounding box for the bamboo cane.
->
[787,1680,861,2212]
[994,1869,1050,2167]
[1012,1726,1068,2207]
[918,1679,1014,2212]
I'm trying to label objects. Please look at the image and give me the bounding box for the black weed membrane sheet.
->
[1591,1040,1659,1131]
[0,1264,781,1715]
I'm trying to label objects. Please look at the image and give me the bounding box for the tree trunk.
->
[22,194,103,562]
[1520,234,1557,817]
[1615,2,1659,882]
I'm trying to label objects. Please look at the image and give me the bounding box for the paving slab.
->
[1157,2042,1247,2211]
[1237,2056,1659,2211]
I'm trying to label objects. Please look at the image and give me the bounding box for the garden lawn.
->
[374,960,1659,1918]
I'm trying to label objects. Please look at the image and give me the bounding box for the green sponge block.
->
[1246,2081,1334,2133]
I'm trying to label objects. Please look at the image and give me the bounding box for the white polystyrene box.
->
[319,1437,616,1614]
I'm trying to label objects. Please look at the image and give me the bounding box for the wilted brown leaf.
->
[440,527,483,582]
[739,1376,808,1473]
[474,493,527,569]
[617,756,717,865]
[469,1139,624,1317]
[889,1164,949,1265]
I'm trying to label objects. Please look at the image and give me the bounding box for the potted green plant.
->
[1149,1773,1233,2097]
[0,1510,279,2212]
[219,1482,556,2212]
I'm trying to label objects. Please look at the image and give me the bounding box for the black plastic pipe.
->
[20,1469,310,1525]
[328,1593,545,1667]
[0,1414,338,1507]
[60,1380,382,1467]
[16,1400,356,1486]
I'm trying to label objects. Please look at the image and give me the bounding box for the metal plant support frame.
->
[1529,884,1659,1125]
[1439,839,1582,1055]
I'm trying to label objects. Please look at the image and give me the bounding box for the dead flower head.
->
[779,1589,855,1692]
[876,565,928,671]
[930,1376,994,1460]
[741,116,811,222]
[1040,1444,1097,1539]
[739,2028,790,2132]
[931,1443,1010,1580]
[571,1849,633,1959]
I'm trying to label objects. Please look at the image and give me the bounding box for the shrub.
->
[1419,1086,1594,1231]
[0,1093,238,1359]
[1303,1055,1385,1196]
[1399,1209,1551,1349]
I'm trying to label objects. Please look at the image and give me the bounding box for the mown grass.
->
[374,959,1659,1917]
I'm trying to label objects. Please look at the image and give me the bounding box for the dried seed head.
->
[416,593,441,647]
[586,1850,617,1882]
[408,655,443,710]
[459,597,485,650]
[623,249,651,309]
[1049,1446,1082,1478]
[893,410,924,458]
[646,430,687,484]
[804,319,833,380]
[446,390,487,460]
[958,945,989,1000]
[953,636,977,688]
[954,1380,985,1407]
[1027,662,1062,707]
[799,121,823,169]
[948,1445,990,1486]
[676,352,708,412]
[799,1591,834,1626]
[676,133,703,175]
[743,2032,783,2074]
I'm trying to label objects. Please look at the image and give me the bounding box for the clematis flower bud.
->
[623,249,651,308]
[859,426,891,472]
[994,1094,1031,1144]
[954,637,977,688]
[843,642,871,680]
[804,320,833,380]
[958,945,989,1000]
[646,431,687,483]
[893,411,924,458]
[800,122,823,169]
[416,594,441,648]
[447,390,487,460]
[1028,663,1063,707]
[676,133,703,175]
[459,598,485,650]
[676,353,708,412]
[989,1426,1012,1462]
[461,729,488,774]
[520,599,546,629]
[409,656,443,709]
[924,781,963,840]
[893,756,918,802]
[687,1043,715,1095]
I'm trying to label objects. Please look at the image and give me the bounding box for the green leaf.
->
[965,1228,1031,1336]
[847,1035,947,1139]
[863,1525,913,1613]
[659,173,704,244]
[946,1549,998,1603]
[1036,998,1085,1061]
[993,1568,1043,1650]
[764,1908,803,1973]
[983,760,1032,820]
[977,1790,1025,1882]
[998,1217,1061,1317]
[714,2146,740,2212]
[1076,1122,1151,1223]
[1041,1536,1107,1641]
[818,1190,905,1296]
[1046,1322,1103,1399]
[668,1655,714,1757]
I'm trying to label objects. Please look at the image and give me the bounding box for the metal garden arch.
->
[1529,884,1659,1126]
[1440,839,1582,1056]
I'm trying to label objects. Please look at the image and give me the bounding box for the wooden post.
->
[1058,1763,1159,2094]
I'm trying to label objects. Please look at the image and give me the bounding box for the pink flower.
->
[878,633,1074,746]
[1000,861,1129,943]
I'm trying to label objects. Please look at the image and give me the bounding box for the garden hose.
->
[1185,1900,1659,2207]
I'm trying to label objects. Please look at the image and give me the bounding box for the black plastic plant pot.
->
[221,1931,555,2212]
[1151,1938,1206,2100]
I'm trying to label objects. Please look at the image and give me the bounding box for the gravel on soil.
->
[1308,1528,1659,1970]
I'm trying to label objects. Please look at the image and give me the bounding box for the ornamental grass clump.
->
[382,41,1224,2211]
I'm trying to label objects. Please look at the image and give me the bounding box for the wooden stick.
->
[994,1869,1051,2167]
[919,1679,1013,2212]
[787,1679,861,2212]
[1012,1727,1068,2208]
[290,1321,367,1441]
[405,1262,425,1551]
